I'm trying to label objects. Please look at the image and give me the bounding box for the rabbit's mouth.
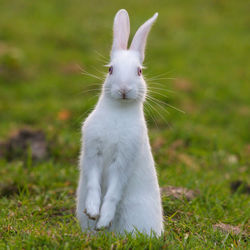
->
[119,93,140,102]
[104,86,142,102]
[117,95,138,103]
[110,90,138,102]
[119,97,134,102]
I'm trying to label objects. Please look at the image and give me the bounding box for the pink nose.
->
[119,87,131,99]
[121,89,127,99]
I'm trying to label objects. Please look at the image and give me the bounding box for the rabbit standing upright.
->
[76,9,164,236]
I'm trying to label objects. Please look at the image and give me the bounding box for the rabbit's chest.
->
[92,118,142,162]
[83,107,145,166]
[102,120,138,150]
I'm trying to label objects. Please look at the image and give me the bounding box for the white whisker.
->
[94,50,109,64]
[145,95,169,115]
[145,97,169,124]
[147,86,176,94]
[147,90,169,99]
[147,95,185,114]
[144,102,159,129]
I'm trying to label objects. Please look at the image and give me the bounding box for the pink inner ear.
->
[114,20,129,49]
[130,13,158,62]
[112,10,130,53]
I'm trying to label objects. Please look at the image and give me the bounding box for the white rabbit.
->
[76,9,164,236]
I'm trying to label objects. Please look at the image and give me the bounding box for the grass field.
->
[0,0,249,248]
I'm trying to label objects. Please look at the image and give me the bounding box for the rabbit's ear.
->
[130,13,158,63]
[111,9,130,55]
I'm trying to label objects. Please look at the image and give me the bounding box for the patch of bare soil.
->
[0,182,20,197]
[213,223,248,237]
[0,128,48,161]
[230,180,250,195]
[161,186,200,201]
[0,181,37,198]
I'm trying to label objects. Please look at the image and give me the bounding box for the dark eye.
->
[109,66,113,75]
[137,67,142,76]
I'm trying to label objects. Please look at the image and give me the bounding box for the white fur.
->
[76,9,163,236]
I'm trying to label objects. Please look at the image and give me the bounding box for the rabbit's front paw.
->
[84,197,100,220]
[95,217,112,230]
[84,208,99,220]
[95,199,116,230]
[95,208,113,230]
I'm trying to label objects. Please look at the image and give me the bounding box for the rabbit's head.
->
[103,9,158,103]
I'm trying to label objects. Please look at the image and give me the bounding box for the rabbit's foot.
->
[84,208,99,220]
[95,220,112,230]
[84,199,100,220]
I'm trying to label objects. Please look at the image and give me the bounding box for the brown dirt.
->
[213,223,248,237]
[161,185,200,201]
[0,128,48,161]
[0,182,20,197]
[230,180,250,195]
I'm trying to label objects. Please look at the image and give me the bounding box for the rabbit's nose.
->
[120,87,132,99]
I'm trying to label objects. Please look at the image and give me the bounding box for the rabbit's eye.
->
[137,67,142,76]
[109,66,113,75]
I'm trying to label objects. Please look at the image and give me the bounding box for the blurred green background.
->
[0,0,249,248]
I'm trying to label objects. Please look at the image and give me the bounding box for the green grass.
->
[0,0,249,248]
